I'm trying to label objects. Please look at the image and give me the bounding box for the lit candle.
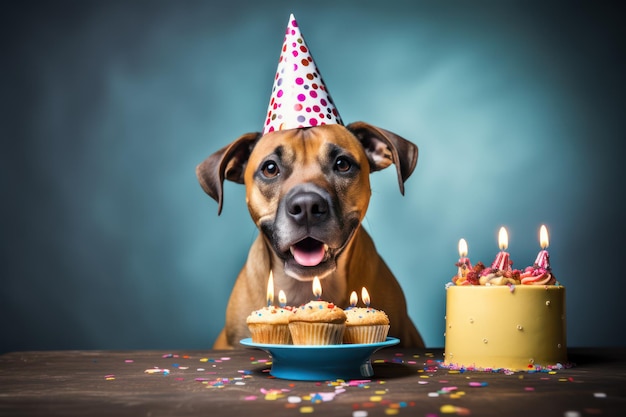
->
[349,291,358,307]
[491,227,511,271]
[534,225,550,269]
[266,271,274,307]
[312,276,322,300]
[278,290,287,308]
[457,238,472,278]
[361,287,370,308]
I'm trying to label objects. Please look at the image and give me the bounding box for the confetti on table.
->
[144,368,170,375]
[347,379,372,386]
[594,392,607,398]
[261,388,289,400]
[440,404,471,415]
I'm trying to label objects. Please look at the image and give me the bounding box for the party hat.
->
[263,14,343,134]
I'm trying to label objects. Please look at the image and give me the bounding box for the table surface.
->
[1,347,625,417]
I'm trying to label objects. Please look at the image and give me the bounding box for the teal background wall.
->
[3,0,625,352]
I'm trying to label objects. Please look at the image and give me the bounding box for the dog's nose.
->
[286,191,329,226]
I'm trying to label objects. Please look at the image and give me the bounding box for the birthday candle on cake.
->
[534,225,550,269]
[491,227,511,271]
[266,271,274,307]
[312,276,322,300]
[457,238,471,278]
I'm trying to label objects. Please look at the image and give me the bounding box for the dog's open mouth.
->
[289,237,329,267]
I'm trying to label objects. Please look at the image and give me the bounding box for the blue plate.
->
[240,337,400,381]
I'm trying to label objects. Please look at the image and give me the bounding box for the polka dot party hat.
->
[263,13,343,134]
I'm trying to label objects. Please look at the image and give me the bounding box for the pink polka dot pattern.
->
[263,13,343,134]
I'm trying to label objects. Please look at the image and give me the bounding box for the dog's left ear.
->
[346,121,419,195]
[196,132,262,215]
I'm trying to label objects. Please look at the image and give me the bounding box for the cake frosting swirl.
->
[478,267,521,286]
[520,266,556,285]
[451,260,557,287]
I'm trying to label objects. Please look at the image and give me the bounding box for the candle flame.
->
[361,287,370,307]
[458,238,468,258]
[498,227,509,251]
[349,291,358,307]
[312,276,322,299]
[266,271,274,307]
[540,225,549,249]
[278,290,287,307]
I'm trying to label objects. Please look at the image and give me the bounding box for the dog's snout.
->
[286,190,329,226]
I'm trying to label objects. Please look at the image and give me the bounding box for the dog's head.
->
[196,122,418,281]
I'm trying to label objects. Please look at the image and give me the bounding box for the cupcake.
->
[288,300,347,345]
[343,306,390,344]
[246,305,293,344]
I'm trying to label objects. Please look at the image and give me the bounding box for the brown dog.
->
[196,121,425,349]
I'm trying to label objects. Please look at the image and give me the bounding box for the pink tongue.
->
[292,245,325,267]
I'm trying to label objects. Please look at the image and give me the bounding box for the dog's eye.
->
[261,160,280,178]
[334,157,352,173]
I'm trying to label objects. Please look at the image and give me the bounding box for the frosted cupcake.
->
[343,307,390,344]
[343,289,389,344]
[288,300,347,345]
[246,305,293,344]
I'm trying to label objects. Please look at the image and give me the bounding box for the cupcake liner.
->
[343,325,390,344]
[288,322,345,345]
[248,323,292,345]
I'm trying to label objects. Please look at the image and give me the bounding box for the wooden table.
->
[1,347,625,416]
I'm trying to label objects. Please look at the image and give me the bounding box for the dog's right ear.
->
[195,132,262,215]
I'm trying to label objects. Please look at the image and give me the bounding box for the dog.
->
[196,121,425,349]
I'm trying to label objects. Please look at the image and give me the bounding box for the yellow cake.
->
[444,285,567,371]
[246,306,293,344]
[343,307,390,344]
[288,300,346,345]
